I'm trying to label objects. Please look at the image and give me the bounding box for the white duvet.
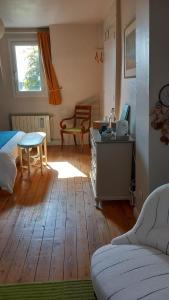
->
[0,131,25,193]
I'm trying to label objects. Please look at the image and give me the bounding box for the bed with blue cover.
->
[0,131,25,193]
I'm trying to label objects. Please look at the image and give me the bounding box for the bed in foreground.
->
[0,131,25,193]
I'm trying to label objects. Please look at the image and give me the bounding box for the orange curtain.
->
[37,32,62,105]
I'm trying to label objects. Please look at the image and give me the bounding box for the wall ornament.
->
[151,84,169,145]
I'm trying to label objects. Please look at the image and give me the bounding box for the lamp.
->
[0,19,5,39]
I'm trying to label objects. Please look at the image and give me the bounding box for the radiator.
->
[11,114,51,143]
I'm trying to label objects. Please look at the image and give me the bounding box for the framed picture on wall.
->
[124,20,136,78]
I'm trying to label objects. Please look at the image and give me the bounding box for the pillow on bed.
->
[0,151,17,193]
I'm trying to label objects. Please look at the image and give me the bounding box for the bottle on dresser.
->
[108,108,115,129]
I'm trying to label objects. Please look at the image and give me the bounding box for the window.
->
[10,40,46,97]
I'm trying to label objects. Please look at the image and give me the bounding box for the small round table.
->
[17,132,47,176]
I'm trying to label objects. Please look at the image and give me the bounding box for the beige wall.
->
[0,24,102,144]
[50,24,102,143]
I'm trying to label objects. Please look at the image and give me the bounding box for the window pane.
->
[15,45,42,92]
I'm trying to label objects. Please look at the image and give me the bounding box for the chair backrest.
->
[74,105,91,127]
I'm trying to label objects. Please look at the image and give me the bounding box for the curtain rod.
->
[5,27,49,34]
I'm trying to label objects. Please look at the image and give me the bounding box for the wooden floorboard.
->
[0,145,135,283]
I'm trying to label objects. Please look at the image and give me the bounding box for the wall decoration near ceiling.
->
[95,48,103,64]
[124,20,136,78]
[151,84,169,145]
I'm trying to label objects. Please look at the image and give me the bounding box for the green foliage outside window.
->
[23,46,41,91]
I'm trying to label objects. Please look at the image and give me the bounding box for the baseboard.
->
[48,139,61,146]
[48,139,90,146]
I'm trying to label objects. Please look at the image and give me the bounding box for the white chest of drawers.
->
[90,128,134,208]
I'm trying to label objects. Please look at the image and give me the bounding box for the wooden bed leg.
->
[27,148,31,176]
[44,137,47,165]
[19,147,23,176]
[61,131,64,148]
[39,144,43,175]
[73,134,77,146]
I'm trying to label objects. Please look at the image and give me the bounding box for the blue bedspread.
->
[0,131,18,149]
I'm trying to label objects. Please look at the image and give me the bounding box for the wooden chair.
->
[60,105,91,148]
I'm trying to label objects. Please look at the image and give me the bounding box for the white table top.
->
[17,132,46,148]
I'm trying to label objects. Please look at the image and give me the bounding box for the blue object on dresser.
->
[0,131,18,149]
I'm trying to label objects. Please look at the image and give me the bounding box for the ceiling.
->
[0,0,113,28]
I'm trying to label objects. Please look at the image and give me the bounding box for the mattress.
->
[0,131,25,159]
[0,131,25,193]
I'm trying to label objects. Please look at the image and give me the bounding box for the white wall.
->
[136,0,150,213]
[101,0,169,215]
[102,0,116,118]
[102,0,136,135]
[136,0,169,214]
[120,0,136,136]
[0,33,49,130]
[0,24,102,144]
[149,1,169,191]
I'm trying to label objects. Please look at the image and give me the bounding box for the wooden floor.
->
[0,145,135,284]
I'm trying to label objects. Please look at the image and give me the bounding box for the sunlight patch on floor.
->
[47,161,87,178]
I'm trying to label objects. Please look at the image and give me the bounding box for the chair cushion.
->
[62,127,81,133]
[91,244,169,300]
